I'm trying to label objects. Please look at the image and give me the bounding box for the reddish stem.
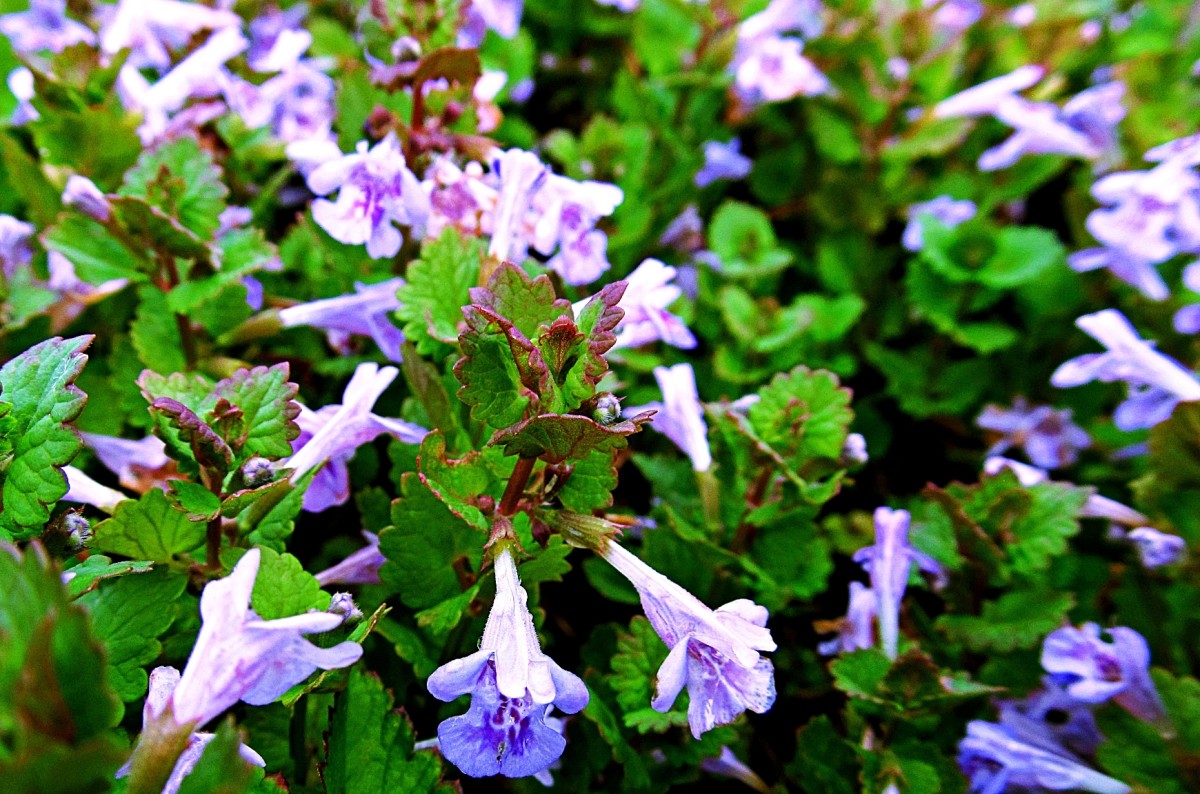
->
[498,457,536,517]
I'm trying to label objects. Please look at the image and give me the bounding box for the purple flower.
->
[8,67,37,124]
[958,721,1131,794]
[695,139,753,188]
[80,432,171,492]
[575,259,696,351]
[99,0,241,72]
[0,0,95,55]
[1042,623,1166,725]
[427,548,588,778]
[1069,247,1170,303]
[424,157,498,239]
[62,465,129,513]
[315,532,386,586]
[600,540,776,738]
[116,667,266,794]
[976,398,1090,470]
[628,364,711,472]
[852,507,942,660]
[1052,309,1200,429]
[659,205,705,253]
[983,456,1151,527]
[902,195,976,251]
[246,6,311,73]
[305,133,430,260]
[932,65,1045,119]
[225,62,336,145]
[733,34,830,105]
[817,581,877,655]
[458,0,524,47]
[63,176,112,223]
[925,0,983,34]
[282,364,427,512]
[1174,261,1200,333]
[169,549,362,727]
[277,278,407,362]
[738,0,824,42]
[998,680,1104,758]
[1126,527,1187,569]
[701,746,770,792]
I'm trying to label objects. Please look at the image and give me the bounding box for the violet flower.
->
[246,6,311,73]
[701,746,770,793]
[458,0,524,47]
[733,35,830,105]
[659,205,705,254]
[488,147,548,263]
[997,680,1104,758]
[277,278,407,362]
[1052,309,1200,430]
[305,133,431,260]
[600,540,776,738]
[1174,261,1200,334]
[116,667,266,794]
[958,720,1131,794]
[925,0,982,34]
[1126,527,1187,569]
[281,363,427,512]
[932,65,1045,119]
[0,214,34,279]
[63,175,112,223]
[573,258,697,351]
[695,139,753,188]
[983,456,1151,527]
[169,548,362,727]
[976,397,1090,470]
[80,432,171,492]
[315,532,385,586]
[1041,623,1167,726]
[0,0,95,55]
[628,363,711,472]
[902,195,976,251]
[853,507,943,660]
[99,0,241,72]
[426,548,588,778]
[424,157,498,239]
[816,581,877,655]
[8,67,37,124]
[62,465,128,513]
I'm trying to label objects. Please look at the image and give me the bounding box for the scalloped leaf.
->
[489,411,653,463]
[0,335,93,535]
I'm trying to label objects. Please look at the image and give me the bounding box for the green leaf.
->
[395,228,481,354]
[607,616,687,733]
[453,305,531,429]
[0,335,92,534]
[131,285,187,374]
[149,397,234,476]
[516,535,573,587]
[748,365,853,462]
[414,581,481,637]
[119,136,228,240]
[557,450,617,512]
[175,718,260,794]
[91,488,206,563]
[0,543,124,789]
[325,668,455,794]
[416,431,496,533]
[108,194,212,262]
[211,364,301,462]
[41,215,151,283]
[581,690,653,790]
[168,479,222,522]
[77,567,186,702]
[976,226,1065,289]
[830,648,893,700]
[937,589,1075,652]
[489,412,652,464]
[168,228,279,315]
[241,473,312,550]
[378,472,480,609]
[1096,700,1192,794]
[469,261,570,340]
[787,716,859,794]
[708,201,779,271]
[64,555,154,599]
[221,546,329,619]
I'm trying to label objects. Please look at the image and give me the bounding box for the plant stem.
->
[498,457,536,517]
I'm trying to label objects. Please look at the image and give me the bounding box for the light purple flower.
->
[574,259,696,351]
[62,465,129,513]
[932,65,1045,119]
[628,363,711,472]
[1052,309,1200,429]
[958,721,1131,794]
[1041,623,1166,726]
[659,205,704,253]
[1126,527,1186,569]
[315,532,385,586]
[701,746,770,793]
[63,176,112,223]
[595,0,640,10]
[925,0,983,34]
[600,540,776,738]
[426,548,588,778]
[277,278,407,361]
[169,549,362,727]
[487,147,547,262]
[116,667,266,794]
[1069,247,1170,303]
[852,507,942,660]
[281,363,427,512]
[246,6,311,73]
[0,214,34,279]
[80,432,171,492]
[225,62,336,145]
[817,581,877,656]
[8,67,37,124]
[424,157,498,239]
[902,195,976,251]
[695,139,753,188]
[997,680,1104,758]
[976,398,1090,470]
[99,0,241,72]
[1174,261,1200,333]
[983,456,1151,527]
[306,133,430,260]
[458,0,524,47]
[0,0,95,55]
[733,34,830,105]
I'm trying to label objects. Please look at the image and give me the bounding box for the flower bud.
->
[328,592,363,624]
[592,392,622,426]
[62,175,112,222]
[241,456,274,488]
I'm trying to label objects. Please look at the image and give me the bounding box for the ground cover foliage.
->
[1,0,1200,792]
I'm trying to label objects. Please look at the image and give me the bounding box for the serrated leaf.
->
[977,226,1065,289]
[414,581,481,636]
[168,479,221,522]
[747,365,853,462]
[489,412,652,463]
[395,227,481,354]
[149,397,234,475]
[119,136,227,240]
[241,472,311,550]
[608,616,687,733]
[77,567,186,702]
[830,648,893,700]
[325,668,455,794]
[131,284,187,374]
[0,335,92,533]
[220,546,329,620]
[557,450,617,512]
[41,215,152,283]
[517,536,573,587]
[64,555,154,599]
[468,261,570,340]
[937,589,1075,653]
[211,364,301,461]
[91,488,206,563]
[1096,703,1190,794]
[378,472,480,609]
[168,228,278,315]
[108,194,212,262]
[454,305,531,429]
[417,431,495,533]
